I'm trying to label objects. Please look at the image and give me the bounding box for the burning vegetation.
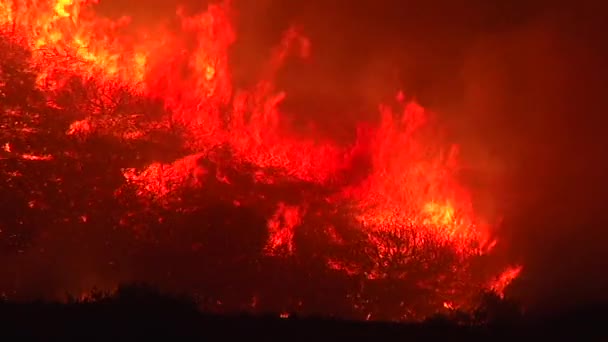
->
[0,0,519,321]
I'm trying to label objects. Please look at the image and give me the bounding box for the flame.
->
[265,203,303,256]
[0,0,520,319]
[490,265,523,298]
[53,0,74,18]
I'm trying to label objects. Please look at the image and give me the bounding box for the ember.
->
[0,0,520,320]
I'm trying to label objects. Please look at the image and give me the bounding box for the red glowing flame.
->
[0,0,521,319]
[490,265,523,299]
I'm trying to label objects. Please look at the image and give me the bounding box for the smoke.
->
[227,0,608,312]
[453,4,608,311]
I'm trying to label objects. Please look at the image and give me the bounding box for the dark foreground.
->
[0,286,607,341]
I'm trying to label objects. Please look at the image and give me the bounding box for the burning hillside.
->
[0,0,519,321]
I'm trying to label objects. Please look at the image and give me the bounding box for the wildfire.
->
[0,0,520,319]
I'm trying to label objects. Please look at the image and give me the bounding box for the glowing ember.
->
[0,0,520,320]
[443,301,455,310]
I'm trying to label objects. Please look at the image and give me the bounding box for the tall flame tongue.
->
[0,0,519,319]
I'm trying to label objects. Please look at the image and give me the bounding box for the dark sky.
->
[97,0,608,312]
